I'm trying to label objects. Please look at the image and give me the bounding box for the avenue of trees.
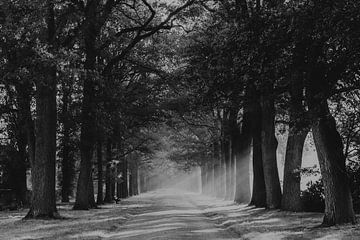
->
[175,0,360,227]
[0,0,360,228]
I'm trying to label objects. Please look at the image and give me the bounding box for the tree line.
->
[0,0,360,228]
[173,0,360,227]
[0,0,195,218]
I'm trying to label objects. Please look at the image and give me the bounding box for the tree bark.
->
[260,95,282,209]
[310,99,355,225]
[133,160,139,195]
[233,107,252,204]
[282,42,309,212]
[60,80,74,203]
[26,67,58,218]
[229,140,235,200]
[223,137,231,200]
[15,82,33,206]
[250,100,266,207]
[281,127,307,211]
[116,163,122,199]
[96,139,103,204]
[104,138,114,203]
[119,160,128,198]
[25,1,58,219]
[129,164,134,197]
[88,171,96,208]
[73,1,99,210]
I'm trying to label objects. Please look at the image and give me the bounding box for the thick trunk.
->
[282,44,309,211]
[305,63,356,225]
[15,83,32,206]
[311,100,355,225]
[282,128,307,211]
[260,96,282,209]
[121,160,129,198]
[8,151,27,207]
[233,108,252,204]
[96,139,103,204]
[26,67,58,218]
[104,139,114,203]
[281,107,308,211]
[116,163,122,199]
[250,100,266,207]
[88,171,96,208]
[129,166,134,197]
[73,4,98,210]
[60,82,73,203]
[25,2,58,217]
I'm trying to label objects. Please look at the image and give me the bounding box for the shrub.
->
[301,179,325,213]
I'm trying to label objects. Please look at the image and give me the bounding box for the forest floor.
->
[0,189,359,239]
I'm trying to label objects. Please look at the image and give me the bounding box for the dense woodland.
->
[0,0,360,228]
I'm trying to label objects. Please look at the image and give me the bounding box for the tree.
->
[25,0,59,219]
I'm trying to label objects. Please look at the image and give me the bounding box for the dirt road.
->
[0,189,240,239]
[101,189,240,240]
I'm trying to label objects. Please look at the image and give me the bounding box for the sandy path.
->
[0,189,240,239]
[101,189,240,240]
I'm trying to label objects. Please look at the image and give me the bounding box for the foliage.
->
[301,179,325,213]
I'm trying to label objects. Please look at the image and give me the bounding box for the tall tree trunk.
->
[15,82,33,206]
[250,100,266,207]
[25,1,58,219]
[223,137,231,199]
[120,160,128,198]
[260,95,282,209]
[304,58,356,225]
[96,139,103,204]
[88,171,96,208]
[104,139,114,203]
[308,96,355,225]
[233,107,252,204]
[116,163,122,199]
[282,126,307,211]
[73,2,99,210]
[229,140,235,200]
[26,68,58,218]
[133,160,139,195]
[60,81,73,203]
[11,148,27,207]
[129,164,134,197]
[282,43,309,212]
